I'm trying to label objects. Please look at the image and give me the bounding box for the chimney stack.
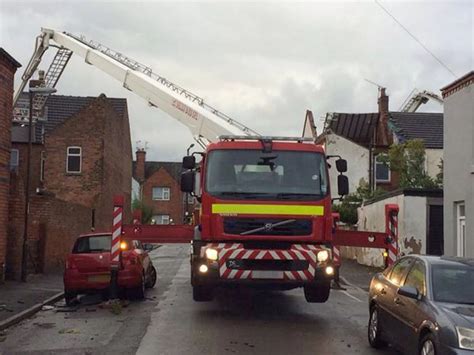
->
[376,88,392,146]
[135,149,146,183]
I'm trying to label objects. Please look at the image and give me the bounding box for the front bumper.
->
[192,242,334,286]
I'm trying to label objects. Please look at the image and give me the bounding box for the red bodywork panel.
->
[64,233,153,292]
[199,140,332,243]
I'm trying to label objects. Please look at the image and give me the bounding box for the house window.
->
[152,187,170,200]
[10,149,19,172]
[456,202,466,257]
[40,151,46,181]
[66,146,82,174]
[375,154,390,183]
[152,214,170,225]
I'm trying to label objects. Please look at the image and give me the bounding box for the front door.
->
[427,205,443,256]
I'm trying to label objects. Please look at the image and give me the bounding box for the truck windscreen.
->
[205,150,328,200]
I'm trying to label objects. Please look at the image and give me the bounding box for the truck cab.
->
[181,136,348,302]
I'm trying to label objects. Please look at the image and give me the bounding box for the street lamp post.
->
[21,85,56,282]
[184,143,195,223]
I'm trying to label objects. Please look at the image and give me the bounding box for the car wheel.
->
[64,290,77,306]
[304,282,330,303]
[368,306,387,348]
[419,333,437,355]
[192,285,213,302]
[145,266,157,289]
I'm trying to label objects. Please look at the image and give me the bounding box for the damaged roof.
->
[389,112,443,149]
[324,112,379,147]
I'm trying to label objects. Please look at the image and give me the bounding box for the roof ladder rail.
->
[32,48,73,114]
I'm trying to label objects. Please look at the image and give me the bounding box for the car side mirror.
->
[336,159,347,173]
[142,243,153,251]
[337,174,349,196]
[181,170,195,193]
[182,155,196,170]
[398,285,420,300]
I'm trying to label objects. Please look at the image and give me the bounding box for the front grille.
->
[223,218,312,236]
[226,259,309,271]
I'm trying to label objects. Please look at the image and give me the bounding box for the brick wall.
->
[43,94,131,229]
[0,50,20,282]
[142,167,185,224]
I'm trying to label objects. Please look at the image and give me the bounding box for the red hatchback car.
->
[64,233,157,305]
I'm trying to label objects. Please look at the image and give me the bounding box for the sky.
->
[1,0,472,161]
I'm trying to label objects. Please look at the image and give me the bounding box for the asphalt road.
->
[0,244,398,355]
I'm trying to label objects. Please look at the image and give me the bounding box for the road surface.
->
[0,244,397,355]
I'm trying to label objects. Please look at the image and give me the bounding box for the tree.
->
[384,139,440,189]
[332,179,385,225]
[132,198,154,224]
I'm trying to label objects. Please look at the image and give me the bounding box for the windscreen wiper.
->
[276,193,320,200]
[240,219,296,236]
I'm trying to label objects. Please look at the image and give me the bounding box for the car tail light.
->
[129,255,138,265]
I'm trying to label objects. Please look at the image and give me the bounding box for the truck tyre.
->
[193,285,213,302]
[304,282,330,303]
[64,290,77,306]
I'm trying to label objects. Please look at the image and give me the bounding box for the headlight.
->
[317,250,329,262]
[456,326,474,350]
[205,248,218,261]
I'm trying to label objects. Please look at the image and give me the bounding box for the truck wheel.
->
[304,282,330,303]
[192,285,213,302]
[64,290,77,306]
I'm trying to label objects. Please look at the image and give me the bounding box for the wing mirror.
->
[336,158,347,173]
[181,170,195,193]
[398,286,421,300]
[337,175,349,196]
[182,155,196,170]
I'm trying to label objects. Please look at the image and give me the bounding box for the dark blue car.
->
[368,255,474,355]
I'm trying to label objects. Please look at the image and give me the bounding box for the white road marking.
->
[340,290,363,303]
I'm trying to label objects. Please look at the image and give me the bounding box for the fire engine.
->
[16,28,399,303]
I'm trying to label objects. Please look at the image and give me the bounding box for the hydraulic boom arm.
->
[14,28,259,145]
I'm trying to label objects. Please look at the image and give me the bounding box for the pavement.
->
[0,273,63,329]
[0,245,398,355]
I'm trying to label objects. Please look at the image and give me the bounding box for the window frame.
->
[388,257,414,286]
[456,202,466,257]
[152,187,171,201]
[152,214,170,225]
[40,151,46,182]
[10,148,19,172]
[66,146,82,174]
[403,259,427,296]
[375,154,391,183]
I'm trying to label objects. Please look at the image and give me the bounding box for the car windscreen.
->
[205,149,328,200]
[73,235,111,253]
[432,264,474,304]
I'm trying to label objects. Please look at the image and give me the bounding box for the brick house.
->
[133,150,193,225]
[314,88,443,198]
[0,48,21,282]
[6,93,132,278]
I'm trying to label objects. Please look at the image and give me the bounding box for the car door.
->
[393,259,428,353]
[382,257,414,345]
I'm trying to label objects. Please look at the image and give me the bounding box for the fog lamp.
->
[199,264,208,273]
[325,266,334,276]
[383,251,388,258]
[205,248,218,261]
[317,250,329,262]
[120,241,128,250]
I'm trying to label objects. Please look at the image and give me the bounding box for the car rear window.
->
[432,264,474,304]
[73,235,111,253]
